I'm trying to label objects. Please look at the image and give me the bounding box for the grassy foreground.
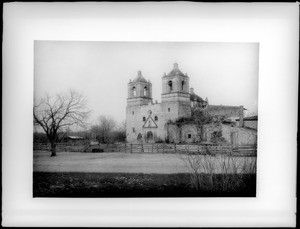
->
[33,172,256,197]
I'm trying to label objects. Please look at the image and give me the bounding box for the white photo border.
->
[2,2,298,227]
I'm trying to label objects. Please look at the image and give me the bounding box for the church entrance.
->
[146,131,154,143]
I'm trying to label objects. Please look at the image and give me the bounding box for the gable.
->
[143,116,158,128]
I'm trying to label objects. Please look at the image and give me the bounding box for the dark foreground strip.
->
[33,172,256,198]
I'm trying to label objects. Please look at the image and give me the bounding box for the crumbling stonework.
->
[204,123,257,146]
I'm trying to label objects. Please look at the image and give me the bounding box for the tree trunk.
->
[50,141,57,157]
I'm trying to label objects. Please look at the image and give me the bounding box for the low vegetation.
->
[180,152,256,193]
[33,172,255,197]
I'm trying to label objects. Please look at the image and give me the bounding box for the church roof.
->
[190,92,205,102]
[165,63,188,78]
[132,71,148,83]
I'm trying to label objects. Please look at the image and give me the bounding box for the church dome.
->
[190,93,205,102]
[190,88,205,102]
[165,63,188,77]
[133,71,148,83]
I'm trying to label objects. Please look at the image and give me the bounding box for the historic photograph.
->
[33,41,258,197]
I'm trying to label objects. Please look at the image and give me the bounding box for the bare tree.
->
[91,115,116,143]
[33,90,90,156]
[112,120,126,143]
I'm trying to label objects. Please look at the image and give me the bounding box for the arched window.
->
[144,86,147,96]
[155,116,158,121]
[168,81,173,92]
[132,87,136,96]
[182,81,185,91]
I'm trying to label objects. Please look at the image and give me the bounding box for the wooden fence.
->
[125,144,256,156]
[34,143,257,156]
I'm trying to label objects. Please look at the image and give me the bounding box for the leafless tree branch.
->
[33,90,90,156]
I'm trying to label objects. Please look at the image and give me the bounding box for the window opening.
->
[168,81,173,92]
[132,87,136,96]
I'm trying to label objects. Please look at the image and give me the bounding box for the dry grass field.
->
[33,150,256,174]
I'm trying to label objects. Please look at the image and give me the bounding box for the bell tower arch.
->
[127,71,152,106]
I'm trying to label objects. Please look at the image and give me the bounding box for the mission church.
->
[126,63,256,145]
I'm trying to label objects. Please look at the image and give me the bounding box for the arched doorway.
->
[146,131,154,143]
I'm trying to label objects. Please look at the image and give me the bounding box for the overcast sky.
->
[34,41,258,125]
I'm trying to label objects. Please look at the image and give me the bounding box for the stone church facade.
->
[126,63,255,145]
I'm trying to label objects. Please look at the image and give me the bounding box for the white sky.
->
[34,41,259,124]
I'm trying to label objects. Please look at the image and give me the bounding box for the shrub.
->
[181,148,257,193]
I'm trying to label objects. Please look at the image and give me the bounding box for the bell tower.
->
[127,71,152,106]
[161,63,191,120]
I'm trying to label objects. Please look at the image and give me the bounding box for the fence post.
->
[162,144,165,154]
[174,143,176,153]
[130,143,132,153]
[152,144,154,153]
[141,144,144,153]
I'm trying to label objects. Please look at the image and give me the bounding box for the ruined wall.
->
[166,124,181,143]
[206,105,243,116]
[167,123,200,144]
[204,123,257,146]
[244,120,258,130]
[181,124,200,143]
[206,105,244,127]
[223,125,257,145]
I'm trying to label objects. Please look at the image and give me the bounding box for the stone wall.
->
[180,124,199,143]
[244,120,258,130]
[166,123,200,144]
[206,105,244,127]
[206,105,243,117]
[204,123,257,146]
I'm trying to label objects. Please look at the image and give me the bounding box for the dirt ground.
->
[33,151,190,173]
[33,151,256,174]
